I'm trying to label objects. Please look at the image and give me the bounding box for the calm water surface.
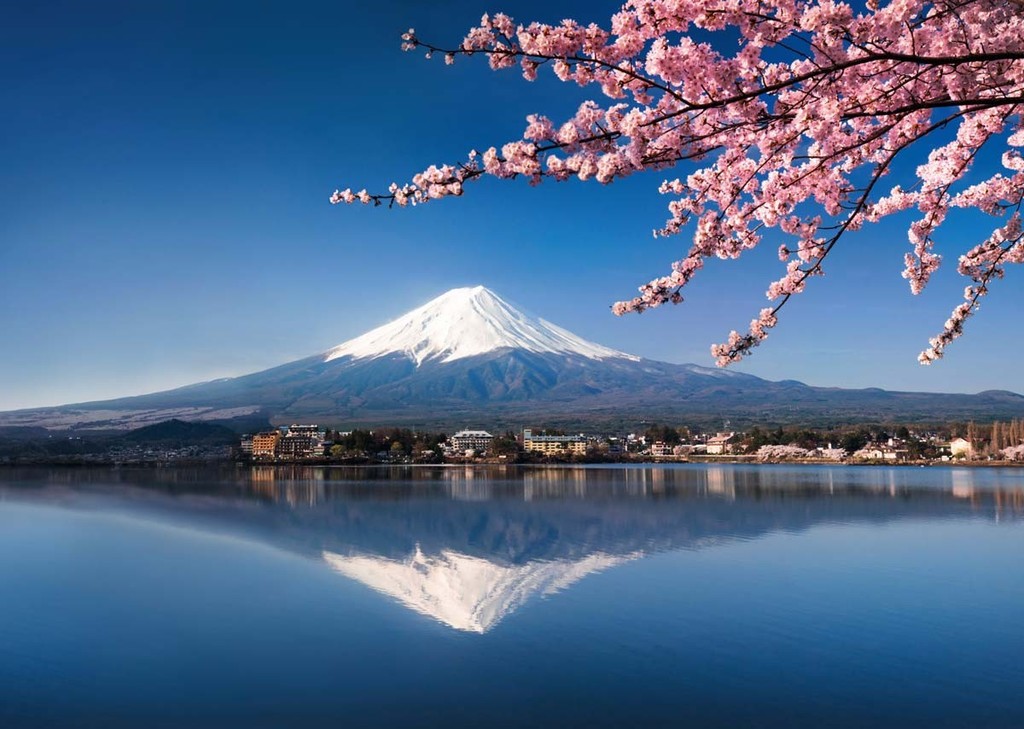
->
[1,464,1022,728]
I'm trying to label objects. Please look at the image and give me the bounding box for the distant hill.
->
[1,286,1021,430]
[0,426,51,440]
[122,419,241,447]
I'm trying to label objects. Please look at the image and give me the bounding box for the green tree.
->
[491,431,521,458]
[840,430,870,453]
[644,424,681,445]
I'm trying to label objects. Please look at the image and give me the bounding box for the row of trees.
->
[319,420,1024,461]
[323,428,522,460]
[642,420,1024,459]
[324,428,448,460]
[962,420,1024,457]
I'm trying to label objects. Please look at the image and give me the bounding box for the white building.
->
[856,445,908,461]
[948,437,973,459]
[449,430,494,455]
[705,433,735,455]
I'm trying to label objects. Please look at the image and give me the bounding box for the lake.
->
[1,464,1022,728]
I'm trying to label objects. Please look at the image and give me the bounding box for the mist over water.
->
[1,464,1022,728]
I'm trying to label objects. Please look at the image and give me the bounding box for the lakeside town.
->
[236,420,1024,466]
[6,418,1024,467]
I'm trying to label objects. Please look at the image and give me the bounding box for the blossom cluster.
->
[1001,444,1024,462]
[919,212,1024,363]
[755,444,810,461]
[338,1,1024,365]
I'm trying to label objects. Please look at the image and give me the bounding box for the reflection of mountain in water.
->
[323,547,636,633]
[3,465,1023,632]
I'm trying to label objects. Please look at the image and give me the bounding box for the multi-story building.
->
[277,424,326,459]
[650,441,675,457]
[251,431,281,458]
[448,430,494,455]
[246,425,325,459]
[522,429,587,455]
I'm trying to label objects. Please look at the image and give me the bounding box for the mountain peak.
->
[324,286,640,366]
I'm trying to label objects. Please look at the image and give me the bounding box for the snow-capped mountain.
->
[2,285,1023,429]
[324,286,639,366]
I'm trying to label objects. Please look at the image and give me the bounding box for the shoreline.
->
[3,458,1024,469]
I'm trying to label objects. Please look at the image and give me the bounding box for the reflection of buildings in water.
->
[323,547,638,633]
[650,467,666,494]
[286,481,325,508]
[523,467,604,498]
[991,488,1024,520]
[174,462,1024,519]
[249,466,326,483]
[447,477,493,502]
[951,469,975,500]
[247,467,326,507]
[249,466,277,485]
[620,467,652,496]
[568,467,588,495]
[948,468,1024,519]
[705,467,736,500]
[250,481,325,508]
[442,465,525,501]
[520,466,681,499]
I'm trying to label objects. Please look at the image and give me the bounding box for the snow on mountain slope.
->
[324,286,640,366]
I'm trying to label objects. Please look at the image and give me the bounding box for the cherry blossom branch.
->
[335,0,1024,367]
[919,212,1024,363]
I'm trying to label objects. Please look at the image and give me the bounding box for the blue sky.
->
[2,0,1021,411]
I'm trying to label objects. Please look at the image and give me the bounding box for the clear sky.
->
[2,0,1022,411]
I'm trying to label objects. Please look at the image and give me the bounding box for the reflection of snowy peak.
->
[323,547,637,633]
[324,286,639,366]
